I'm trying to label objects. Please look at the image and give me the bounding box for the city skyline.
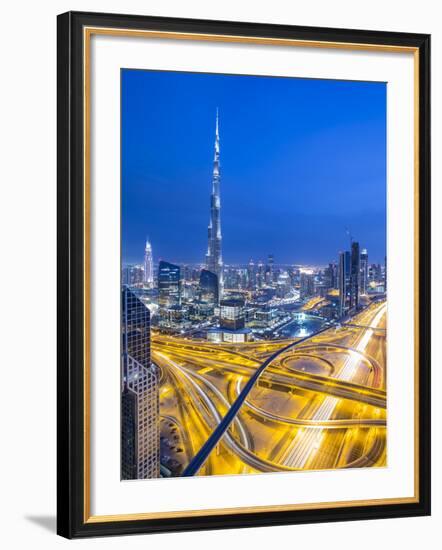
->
[121,69,387,481]
[122,69,386,265]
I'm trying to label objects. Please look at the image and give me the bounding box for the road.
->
[154,300,387,476]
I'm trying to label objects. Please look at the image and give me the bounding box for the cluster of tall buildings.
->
[245,255,277,290]
[120,111,227,479]
[294,244,386,320]
[300,272,315,300]
[120,110,388,478]
[337,243,385,318]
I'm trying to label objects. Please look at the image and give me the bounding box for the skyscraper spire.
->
[144,237,154,287]
[205,109,223,299]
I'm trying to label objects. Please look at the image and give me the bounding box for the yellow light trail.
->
[278,302,387,469]
[154,300,387,474]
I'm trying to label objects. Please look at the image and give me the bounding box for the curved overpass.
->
[182,302,386,476]
[182,325,332,476]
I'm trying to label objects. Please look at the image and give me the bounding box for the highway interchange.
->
[154,300,387,477]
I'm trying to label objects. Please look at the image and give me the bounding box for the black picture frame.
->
[57,10,431,539]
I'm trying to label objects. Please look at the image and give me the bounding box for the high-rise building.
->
[257,260,265,288]
[276,271,291,298]
[207,297,252,343]
[121,286,159,480]
[266,254,275,284]
[360,248,368,295]
[247,259,256,290]
[158,261,181,308]
[300,272,315,299]
[350,241,360,309]
[122,264,144,286]
[324,262,337,290]
[122,266,130,286]
[338,251,351,317]
[199,269,219,305]
[369,263,382,283]
[144,238,154,286]
[219,298,246,330]
[205,109,223,298]
[384,256,387,292]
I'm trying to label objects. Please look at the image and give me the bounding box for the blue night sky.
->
[122,69,386,266]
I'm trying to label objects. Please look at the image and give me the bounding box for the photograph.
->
[0,0,435,544]
[120,68,388,480]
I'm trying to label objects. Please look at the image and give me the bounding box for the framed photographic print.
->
[57,11,431,538]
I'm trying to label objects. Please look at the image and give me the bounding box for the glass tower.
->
[219,298,246,331]
[338,251,351,317]
[121,286,159,480]
[158,260,181,308]
[144,238,154,286]
[300,272,315,299]
[199,268,219,305]
[360,248,368,295]
[350,241,360,310]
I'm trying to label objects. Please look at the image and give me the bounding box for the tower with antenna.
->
[205,108,223,300]
[144,237,154,287]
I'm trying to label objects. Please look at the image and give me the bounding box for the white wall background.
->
[0,0,439,547]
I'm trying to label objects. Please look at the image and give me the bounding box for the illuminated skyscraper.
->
[121,286,159,480]
[350,241,360,309]
[257,260,265,288]
[122,264,144,286]
[199,269,219,305]
[247,259,256,289]
[338,251,350,317]
[144,238,154,286]
[208,297,252,343]
[205,109,223,299]
[300,272,315,299]
[325,262,337,290]
[158,261,181,308]
[360,248,368,295]
[220,298,245,330]
[266,254,275,284]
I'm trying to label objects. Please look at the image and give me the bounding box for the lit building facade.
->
[247,259,256,289]
[324,262,337,290]
[122,264,144,286]
[208,297,252,342]
[207,328,252,343]
[158,260,181,308]
[350,241,360,309]
[220,298,246,330]
[266,254,275,284]
[121,286,159,480]
[300,272,315,299]
[360,248,368,295]
[144,238,154,286]
[199,268,219,305]
[338,251,350,317]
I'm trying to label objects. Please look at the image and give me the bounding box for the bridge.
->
[182,324,331,476]
[343,323,386,332]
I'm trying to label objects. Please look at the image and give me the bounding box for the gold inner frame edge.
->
[82,26,420,524]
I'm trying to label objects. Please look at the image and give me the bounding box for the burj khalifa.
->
[205,109,223,299]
